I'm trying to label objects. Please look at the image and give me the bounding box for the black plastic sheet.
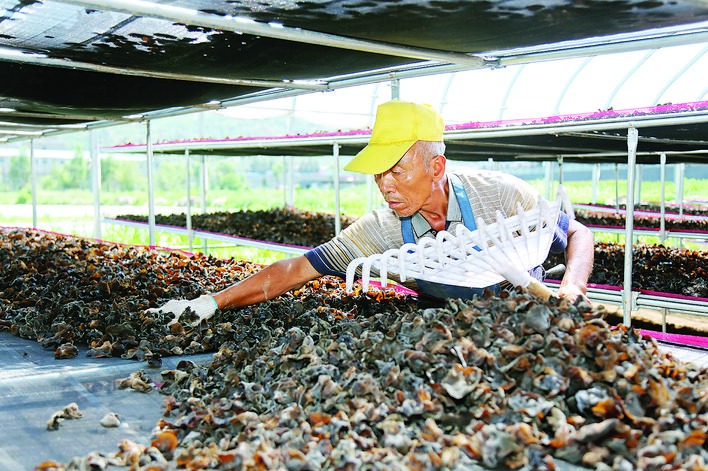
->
[0,332,213,468]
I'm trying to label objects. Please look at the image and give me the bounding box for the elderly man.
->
[152,101,594,323]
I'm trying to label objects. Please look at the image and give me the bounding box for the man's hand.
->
[556,284,589,303]
[146,295,218,326]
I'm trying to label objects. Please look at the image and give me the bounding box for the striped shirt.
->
[305,169,567,283]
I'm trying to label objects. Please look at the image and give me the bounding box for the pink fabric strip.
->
[638,329,708,349]
[575,204,708,222]
[0,225,195,257]
[638,289,708,303]
[584,224,708,234]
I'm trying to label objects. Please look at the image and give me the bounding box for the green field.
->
[2,178,705,264]
[3,177,705,211]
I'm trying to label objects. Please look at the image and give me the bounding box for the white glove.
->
[147,295,218,326]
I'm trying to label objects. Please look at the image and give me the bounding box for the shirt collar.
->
[409,177,462,238]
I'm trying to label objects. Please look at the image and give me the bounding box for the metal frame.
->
[4,0,707,330]
[104,110,708,328]
[1,1,707,144]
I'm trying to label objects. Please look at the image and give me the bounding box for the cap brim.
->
[344,141,414,174]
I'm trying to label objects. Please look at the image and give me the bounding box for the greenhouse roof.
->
[1,0,707,144]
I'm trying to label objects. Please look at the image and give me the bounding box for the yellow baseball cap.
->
[344,100,445,174]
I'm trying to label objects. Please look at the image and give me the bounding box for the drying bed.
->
[1,228,708,469]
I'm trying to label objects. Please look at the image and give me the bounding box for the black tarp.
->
[1,0,707,131]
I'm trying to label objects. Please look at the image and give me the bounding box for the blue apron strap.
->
[449,173,481,252]
[401,216,414,244]
[449,173,476,232]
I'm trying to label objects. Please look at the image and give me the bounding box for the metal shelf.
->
[588,226,708,241]
[546,282,708,331]
[104,218,310,255]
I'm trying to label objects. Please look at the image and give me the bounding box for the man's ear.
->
[431,154,446,180]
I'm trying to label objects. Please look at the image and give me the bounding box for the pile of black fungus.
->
[115,207,358,247]
[584,203,708,218]
[3,229,708,470]
[0,228,414,362]
[46,289,708,470]
[544,242,708,298]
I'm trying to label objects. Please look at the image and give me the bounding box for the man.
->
[152,101,594,324]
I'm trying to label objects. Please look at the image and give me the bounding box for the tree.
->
[209,159,248,190]
[101,156,146,192]
[42,145,89,190]
[7,152,30,191]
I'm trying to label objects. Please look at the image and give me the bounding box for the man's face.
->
[374,145,434,217]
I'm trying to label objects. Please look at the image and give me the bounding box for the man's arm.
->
[557,219,594,301]
[213,255,321,309]
[149,255,323,325]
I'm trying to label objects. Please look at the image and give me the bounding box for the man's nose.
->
[375,173,393,193]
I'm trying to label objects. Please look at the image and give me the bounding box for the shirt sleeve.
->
[305,209,404,278]
[550,211,569,253]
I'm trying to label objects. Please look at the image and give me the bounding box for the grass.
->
[2,177,705,263]
[3,178,705,212]
[0,184,380,216]
[545,179,707,207]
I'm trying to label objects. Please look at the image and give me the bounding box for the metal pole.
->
[544,161,553,200]
[282,156,287,207]
[30,139,37,228]
[90,130,101,239]
[623,126,638,326]
[185,149,193,252]
[333,143,341,235]
[676,162,686,248]
[659,153,666,244]
[676,163,685,217]
[146,120,156,246]
[591,163,600,205]
[287,156,295,208]
[614,163,620,213]
[200,154,208,253]
[390,78,400,100]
